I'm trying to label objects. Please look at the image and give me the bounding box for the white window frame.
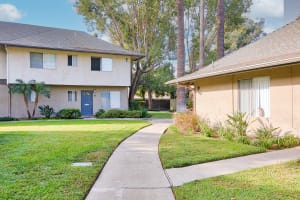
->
[30,52,56,69]
[239,76,270,117]
[100,91,121,110]
[68,55,78,67]
[68,91,77,102]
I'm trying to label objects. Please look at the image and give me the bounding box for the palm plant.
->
[10,79,51,119]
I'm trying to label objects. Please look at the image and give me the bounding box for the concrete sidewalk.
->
[86,119,174,200]
[166,146,300,186]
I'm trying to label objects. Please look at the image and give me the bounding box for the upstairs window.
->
[239,77,270,117]
[68,91,77,102]
[30,52,56,69]
[68,55,78,67]
[91,57,101,71]
[91,57,112,71]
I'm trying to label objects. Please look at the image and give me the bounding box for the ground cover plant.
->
[0,120,149,199]
[159,126,265,168]
[174,160,300,200]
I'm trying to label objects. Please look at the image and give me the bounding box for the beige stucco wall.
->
[194,64,300,136]
[0,85,9,116]
[0,46,7,79]
[9,85,129,118]
[7,46,131,86]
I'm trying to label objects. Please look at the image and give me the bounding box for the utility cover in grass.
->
[71,162,93,167]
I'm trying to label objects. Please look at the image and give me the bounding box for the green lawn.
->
[0,120,150,200]
[159,126,266,168]
[149,111,173,119]
[174,160,300,200]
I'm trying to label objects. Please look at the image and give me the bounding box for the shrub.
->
[226,112,252,136]
[173,112,199,134]
[235,135,251,145]
[95,109,105,118]
[97,109,149,118]
[252,138,275,149]
[255,118,279,140]
[56,108,82,119]
[38,105,55,119]
[275,134,300,149]
[215,126,234,140]
[0,117,17,121]
[199,118,213,137]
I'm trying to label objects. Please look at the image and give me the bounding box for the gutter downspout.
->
[4,45,11,117]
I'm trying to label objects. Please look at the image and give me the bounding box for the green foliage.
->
[129,100,146,110]
[255,118,279,140]
[275,134,300,149]
[0,117,17,121]
[235,135,251,145]
[95,109,105,118]
[96,109,149,118]
[10,79,52,119]
[138,63,176,100]
[56,108,82,119]
[215,125,234,140]
[226,112,251,136]
[199,118,213,137]
[38,105,55,119]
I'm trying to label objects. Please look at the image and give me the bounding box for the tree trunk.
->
[23,94,31,119]
[147,90,153,110]
[129,61,142,105]
[217,0,225,59]
[176,0,186,112]
[32,95,39,118]
[199,0,205,68]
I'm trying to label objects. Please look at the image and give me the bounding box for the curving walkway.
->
[86,119,174,200]
[166,146,300,186]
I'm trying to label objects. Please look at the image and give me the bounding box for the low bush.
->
[216,126,234,141]
[226,112,252,136]
[96,109,149,118]
[38,105,55,119]
[0,117,17,121]
[173,112,199,134]
[235,135,251,145]
[275,134,300,149]
[56,108,82,119]
[95,109,105,118]
[252,138,275,149]
[199,118,213,137]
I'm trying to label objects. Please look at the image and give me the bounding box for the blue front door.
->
[81,90,93,116]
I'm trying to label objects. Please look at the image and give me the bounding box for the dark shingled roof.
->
[0,21,144,60]
[167,17,300,85]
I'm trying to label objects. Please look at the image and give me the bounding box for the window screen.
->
[43,54,56,69]
[102,58,112,71]
[30,52,43,68]
[91,57,101,71]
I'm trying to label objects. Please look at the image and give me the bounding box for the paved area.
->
[86,119,174,200]
[166,146,300,186]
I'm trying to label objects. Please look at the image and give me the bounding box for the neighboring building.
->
[0,21,143,118]
[167,17,300,136]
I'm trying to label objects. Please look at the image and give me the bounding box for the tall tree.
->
[75,0,176,104]
[216,0,225,59]
[10,79,51,119]
[176,0,186,112]
[199,0,205,68]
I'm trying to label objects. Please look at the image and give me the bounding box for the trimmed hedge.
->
[96,109,150,118]
[56,108,82,119]
[0,117,17,121]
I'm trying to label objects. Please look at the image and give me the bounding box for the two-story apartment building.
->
[0,21,143,118]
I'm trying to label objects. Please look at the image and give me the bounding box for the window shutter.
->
[110,91,121,109]
[102,58,112,71]
[43,54,56,69]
